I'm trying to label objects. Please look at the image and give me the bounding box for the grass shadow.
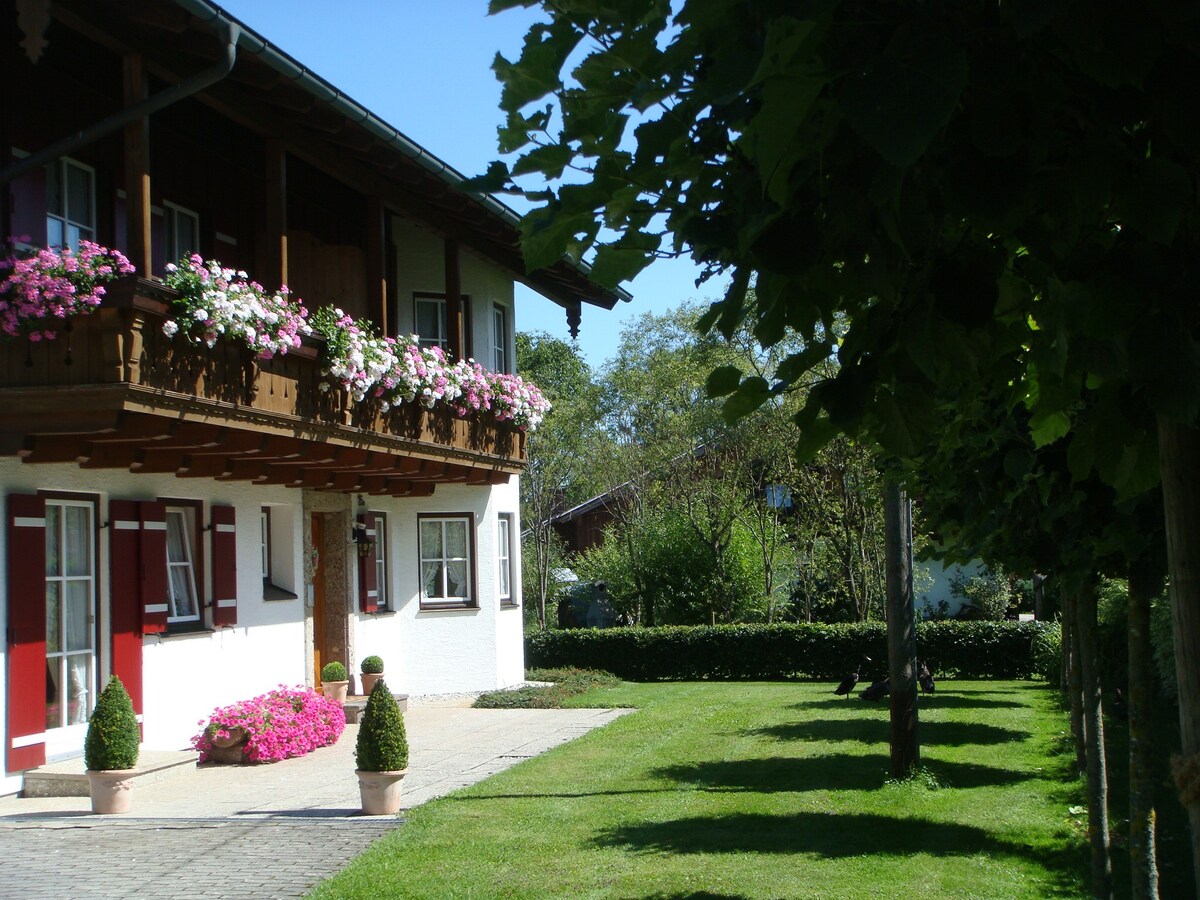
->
[652,754,1034,793]
[753,718,1031,746]
[593,810,1084,893]
[789,693,1028,712]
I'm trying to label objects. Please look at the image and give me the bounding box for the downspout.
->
[0,19,240,187]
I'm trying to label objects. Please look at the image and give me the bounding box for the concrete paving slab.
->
[0,704,632,899]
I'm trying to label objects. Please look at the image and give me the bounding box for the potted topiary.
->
[321,661,350,704]
[84,675,140,814]
[355,677,409,815]
[359,655,385,696]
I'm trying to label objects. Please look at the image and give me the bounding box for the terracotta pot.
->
[360,672,384,695]
[88,769,136,814]
[322,680,349,704]
[357,768,407,816]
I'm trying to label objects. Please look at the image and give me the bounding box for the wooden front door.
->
[311,513,326,688]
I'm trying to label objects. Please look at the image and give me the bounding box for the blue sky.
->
[217,0,721,368]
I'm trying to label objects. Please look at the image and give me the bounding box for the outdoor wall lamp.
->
[352,495,375,558]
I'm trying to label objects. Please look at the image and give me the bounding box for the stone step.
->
[22,750,197,798]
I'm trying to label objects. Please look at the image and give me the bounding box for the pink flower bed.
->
[192,686,346,764]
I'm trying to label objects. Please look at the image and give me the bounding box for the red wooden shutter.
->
[357,512,378,613]
[210,505,238,627]
[108,499,144,720]
[138,501,168,634]
[6,494,47,772]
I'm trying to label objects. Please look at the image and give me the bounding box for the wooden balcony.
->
[0,278,523,495]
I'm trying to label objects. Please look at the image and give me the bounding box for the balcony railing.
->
[0,277,525,478]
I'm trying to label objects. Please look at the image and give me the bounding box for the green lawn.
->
[310,681,1087,899]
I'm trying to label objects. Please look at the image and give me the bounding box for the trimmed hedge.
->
[525,621,1053,681]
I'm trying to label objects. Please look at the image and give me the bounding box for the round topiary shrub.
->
[321,661,348,682]
[85,676,140,771]
[360,655,384,675]
[356,679,408,772]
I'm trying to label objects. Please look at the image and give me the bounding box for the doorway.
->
[311,512,326,688]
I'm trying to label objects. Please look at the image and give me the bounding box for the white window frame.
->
[371,511,390,611]
[491,303,509,373]
[163,200,201,263]
[497,513,515,606]
[414,294,448,351]
[46,157,96,251]
[417,514,476,609]
[165,505,201,624]
[44,497,97,734]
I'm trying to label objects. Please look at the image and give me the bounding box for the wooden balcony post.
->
[123,53,152,276]
[444,237,463,360]
[366,196,388,335]
[265,140,288,289]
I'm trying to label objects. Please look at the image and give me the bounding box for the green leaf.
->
[462,161,511,194]
[520,207,596,272]
[722,377,770,422]
[588,239,656,288]
[511,144,576,180]
[1029,410,1071,447]
[706,365,743,398]
[841,27,968,169]
[792,413,839,462]
[1118,156,1191,244]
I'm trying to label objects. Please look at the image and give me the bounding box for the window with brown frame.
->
[161,499,203,627]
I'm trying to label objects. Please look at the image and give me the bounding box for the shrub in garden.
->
[356,680,408,772]
[526,621,1053,681]
[192,686,345,763]
[84,676,140,771]
[321,661,348,682]
[360,655,384,675]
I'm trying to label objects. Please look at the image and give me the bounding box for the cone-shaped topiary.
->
[321,661,348,682]
[84,676,140,771]
[355,678,408,772]
[360,655,384,675]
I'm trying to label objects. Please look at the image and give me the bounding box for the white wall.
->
[914,558,983,618]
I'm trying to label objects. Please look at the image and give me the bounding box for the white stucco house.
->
[0,0,628,795]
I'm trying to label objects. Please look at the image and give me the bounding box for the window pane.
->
[46,660,63,730]
[166,511,189,563]
[446,561,468,598]
[261,511,270,579]
[177,209,198,256]
[45,582,62,653]
[445,520,467,559]
[66,223,84,249]
[66,163,92,226]
[46,216,63,249]
[65,505,91,577]
[45,504,61,577]
[169,566,198,619]
[64,580,91,651]
[499,561,510,598]
[67,654,92,725]
[420,521,442,559]
[416,300,441,340]
[422,562,444,599]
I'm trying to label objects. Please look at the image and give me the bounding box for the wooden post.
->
[444,238,463,360]
[884,479,918,777]
[123,53,152,276]
[265,140,287,289]
[1157,416,1200,896]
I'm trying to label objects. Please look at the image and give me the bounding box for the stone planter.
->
[88,769,136,814]
[356,768,407,816]
[322,680,349,704]
[206,726,250,764]
[360,672,384,695]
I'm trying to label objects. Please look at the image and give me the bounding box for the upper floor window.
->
[46,158,95,250]
[372,512,390,611]
[415,294,448,351]
[492,304,509,373]
[164,201,200,263]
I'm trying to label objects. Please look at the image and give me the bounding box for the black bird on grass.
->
[861,677,890,701]
[919,661,936,694]
[834,658,869,699]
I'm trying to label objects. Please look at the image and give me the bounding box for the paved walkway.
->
[0,700,630,899]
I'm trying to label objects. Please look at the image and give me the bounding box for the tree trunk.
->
[1127,563,1161,900]
[1157,416,1200,895]
[1064,590,1087,774]
[884,480,918,777]
[1076,580,1113,899]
